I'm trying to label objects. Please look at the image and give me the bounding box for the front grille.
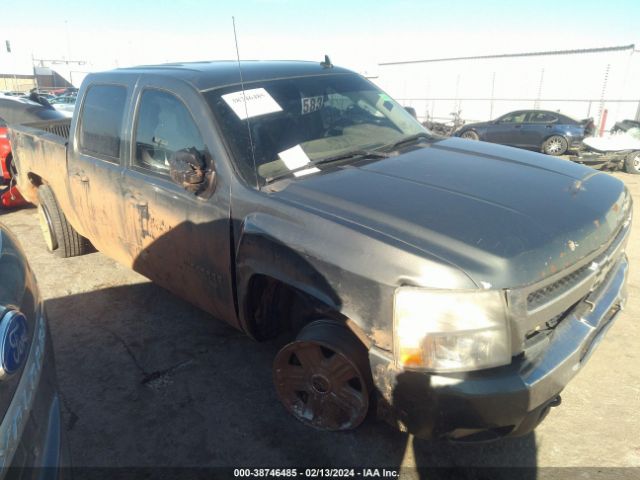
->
[525,217,629,313]
[511,211,631,354]
[527,264,591,311]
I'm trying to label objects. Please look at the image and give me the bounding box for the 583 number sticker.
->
[301,96,324,114]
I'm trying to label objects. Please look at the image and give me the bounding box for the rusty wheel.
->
[273,320,372,431]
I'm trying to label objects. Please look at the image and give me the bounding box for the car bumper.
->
[369,255,628,441]
[2,306,67,477]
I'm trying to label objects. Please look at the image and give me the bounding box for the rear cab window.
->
[79,84,127,162]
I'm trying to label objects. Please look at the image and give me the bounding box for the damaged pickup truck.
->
[9,60,632,440]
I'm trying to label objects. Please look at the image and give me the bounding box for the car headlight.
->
[393,288,511,373]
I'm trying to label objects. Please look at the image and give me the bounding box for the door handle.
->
[546,125,553,129]
[72,171,89,183]
[125,193,148,208]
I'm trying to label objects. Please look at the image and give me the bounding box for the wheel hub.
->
[273,331,371,431]
[311,374,330,394]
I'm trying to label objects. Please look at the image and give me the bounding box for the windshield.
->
[205,73,427,184]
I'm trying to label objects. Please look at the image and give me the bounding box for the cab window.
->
[133,89,206,176]
[79,85,127,162]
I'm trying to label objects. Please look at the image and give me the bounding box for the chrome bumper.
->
[521,254,628,409]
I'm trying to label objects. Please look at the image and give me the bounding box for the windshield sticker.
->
[378,93,394,111]
[222,88,282,120]
[301,95,324,115]
[278,145,320,177]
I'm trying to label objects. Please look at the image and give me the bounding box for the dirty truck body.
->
[10,61,631,440]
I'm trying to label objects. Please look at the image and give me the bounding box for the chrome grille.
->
[527,264,591,311]
[509,210,631,354]
[525,217,629,313]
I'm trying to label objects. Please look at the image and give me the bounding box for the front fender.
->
[234,208,474,351]
[235,213,343,335]
[235,212,400,350]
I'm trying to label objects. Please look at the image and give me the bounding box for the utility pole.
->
[65,20,72,61]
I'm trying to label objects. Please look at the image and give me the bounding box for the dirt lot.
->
[1,172,639,475]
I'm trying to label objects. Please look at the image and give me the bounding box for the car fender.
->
[234,212,344,339]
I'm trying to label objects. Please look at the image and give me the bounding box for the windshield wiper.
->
[264,149,391,184]
[380,132,433,152]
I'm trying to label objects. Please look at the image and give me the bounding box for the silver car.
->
[0,223,66,476]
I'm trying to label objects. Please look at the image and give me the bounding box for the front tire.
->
[460,130,480,141]
[542,135,568,156]
[273,320,372,431]
[37,184,91,257]
[624,151,640,174]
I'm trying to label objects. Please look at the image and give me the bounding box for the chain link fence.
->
[394,97,640,134]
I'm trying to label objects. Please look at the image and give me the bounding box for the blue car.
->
[455,110,594,156]
[0,223,66,476]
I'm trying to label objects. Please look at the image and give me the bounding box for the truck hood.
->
[274,138,630,288]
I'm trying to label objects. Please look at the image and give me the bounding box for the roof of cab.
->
[110,60,355,92]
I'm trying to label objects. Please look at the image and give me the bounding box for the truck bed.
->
[9,119,71,205]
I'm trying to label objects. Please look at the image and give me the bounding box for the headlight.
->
[394,288,511,372]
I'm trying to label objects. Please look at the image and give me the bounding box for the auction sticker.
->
[222,88,283,120]
[278,145,319,177]
[301,95,324,114]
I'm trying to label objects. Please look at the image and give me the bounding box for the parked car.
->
[610,119,640,133]
[0,96,66,208]
[49,96,75,105]
[35,93,57,102]
[48,96,76,118]
[455,109,594,156]
[570,127,640,174]
[0,223,66,474]
[10,60,631,440]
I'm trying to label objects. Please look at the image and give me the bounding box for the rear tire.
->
[37,184,91,257]
[624,151,640,174]
[460,130,480,141]
[542,135,568,156]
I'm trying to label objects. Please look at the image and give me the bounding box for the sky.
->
[2,0,639,74]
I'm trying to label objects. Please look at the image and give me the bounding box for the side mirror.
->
[168,147,215,195]
[404,106,417,119]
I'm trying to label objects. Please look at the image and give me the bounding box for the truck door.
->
[121,81,236,325]
[65,82,132,265]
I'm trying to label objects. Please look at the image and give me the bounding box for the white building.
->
[374,44,640,131]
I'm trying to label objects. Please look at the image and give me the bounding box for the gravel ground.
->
[0,171,638,476]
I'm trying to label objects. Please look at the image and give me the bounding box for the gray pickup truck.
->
[10,60,631,441]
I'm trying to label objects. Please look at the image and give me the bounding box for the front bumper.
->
[370,255,628,440]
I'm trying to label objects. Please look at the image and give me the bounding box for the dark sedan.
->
[0,223,66,475]
[455,110,594,156]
